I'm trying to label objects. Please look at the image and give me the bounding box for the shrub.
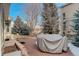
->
[72,10,79,47]
[12,26,31,35]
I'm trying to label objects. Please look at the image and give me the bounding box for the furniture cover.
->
[36,34,68,53]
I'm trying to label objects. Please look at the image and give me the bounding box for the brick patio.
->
[18,36,73,56]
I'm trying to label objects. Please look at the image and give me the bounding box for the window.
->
[63,21,66,30]
[63,13,66,20]
[63,21,66,35]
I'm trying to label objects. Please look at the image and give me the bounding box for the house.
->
[59,3,79,36]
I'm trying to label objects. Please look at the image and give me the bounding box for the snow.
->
[4,51,21,56]
[68,43,79,56]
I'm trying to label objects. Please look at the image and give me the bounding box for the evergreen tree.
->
[12,16,23,34]
[72,10,79,47]
[42,3,59,34]
[14,16,23,29]
[12,16,31,35]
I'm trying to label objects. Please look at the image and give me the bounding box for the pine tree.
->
[42,3,59,34]
[72,10,79,47]
[14,16,24,29]
[12,16,31,35]
[12,16,23,34]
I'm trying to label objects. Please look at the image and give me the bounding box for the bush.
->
[19,27,30,35]
[12,26,31,35]
[12,27,18,34]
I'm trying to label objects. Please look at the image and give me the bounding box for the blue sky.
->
[56,3,65,8]
[9,3,64,22]
[9,3,28,22]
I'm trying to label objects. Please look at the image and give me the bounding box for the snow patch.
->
[68,43,79,56]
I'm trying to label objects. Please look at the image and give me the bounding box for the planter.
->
[68,43,79,56]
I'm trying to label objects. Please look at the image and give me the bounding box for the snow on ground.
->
[68,43,79,56]
[4,51,21,56]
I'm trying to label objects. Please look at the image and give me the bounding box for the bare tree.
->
[25,3,41,31]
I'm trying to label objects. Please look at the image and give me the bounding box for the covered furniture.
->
[36,34,68,53]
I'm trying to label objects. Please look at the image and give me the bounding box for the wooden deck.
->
[17,36,73,56]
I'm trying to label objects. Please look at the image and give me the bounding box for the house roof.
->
[60,3,72,8]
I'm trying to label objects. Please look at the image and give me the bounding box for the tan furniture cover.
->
[36,34,68,53]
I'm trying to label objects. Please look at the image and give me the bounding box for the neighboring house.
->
[59,3,79,36]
